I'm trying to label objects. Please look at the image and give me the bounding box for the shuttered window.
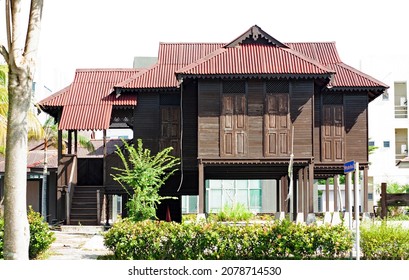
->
[322,105,344,161]
[160,106,180,156]
[220,81,248,157]
[264,80,290,157]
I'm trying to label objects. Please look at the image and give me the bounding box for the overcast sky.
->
[1,0,408,98]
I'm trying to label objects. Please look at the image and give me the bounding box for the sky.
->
[1,0,408,101]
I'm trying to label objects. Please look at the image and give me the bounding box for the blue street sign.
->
[344,160,355,173]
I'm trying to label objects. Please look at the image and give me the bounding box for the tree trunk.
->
[1,0,44,260]
[3,68,32,260]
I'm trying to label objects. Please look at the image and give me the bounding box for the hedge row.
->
[104,219,353,260]
[361,222,409,260]
[0,207,55,259]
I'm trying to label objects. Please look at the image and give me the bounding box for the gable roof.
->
[175,43,335,79]
[224,25,288,48]
[38,69,141,130]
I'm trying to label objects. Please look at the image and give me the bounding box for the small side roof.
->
[38,69,141,130]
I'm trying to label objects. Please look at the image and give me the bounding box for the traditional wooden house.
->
[38,25,388,224]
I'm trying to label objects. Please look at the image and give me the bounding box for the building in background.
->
[364,55,409,201]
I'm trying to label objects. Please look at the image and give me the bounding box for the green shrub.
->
[104,219,353,260]
[111,139,180,222]
[361,222,409,260]
[209,203,254,222]
[27,207,56,259]
[0,207,55,259]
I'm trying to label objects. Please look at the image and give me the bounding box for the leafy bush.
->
[27,207,56,259]
[360,222,409,260]
[111,139,180,222]
[0,207,55,259]
[104,219,353,260]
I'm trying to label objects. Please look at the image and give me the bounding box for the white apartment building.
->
[364,54,409,196]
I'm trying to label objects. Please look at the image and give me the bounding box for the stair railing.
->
[65,156,77,225]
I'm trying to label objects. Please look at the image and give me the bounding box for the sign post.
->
[354,162,360,260]
[344,161,355,231]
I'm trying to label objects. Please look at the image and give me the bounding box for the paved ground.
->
[47,231,112,260]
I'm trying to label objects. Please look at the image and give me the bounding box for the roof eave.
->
[176,73,333,80]
[116,87,179,93]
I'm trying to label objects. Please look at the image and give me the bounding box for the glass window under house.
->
[205,179,262,213]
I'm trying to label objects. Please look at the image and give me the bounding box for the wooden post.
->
[381,182,387,219]
[308,163,314,213]
[97,190,100,224]
[276,178,280,213]
[105,194,110,226]
[74,130,78,154]
[67,130,72,154]
[334,174,339,212]
[303,167,308,220]
[325,178,330,212]
[198,160,205,214]
[281,176,287,213]
[293,171,297,220]
[57,130,63,162]
[298,169,303,213]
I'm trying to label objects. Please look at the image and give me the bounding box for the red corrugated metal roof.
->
[39,69,140,130]
[117,43,224,89]
[286,42,342,65]
[327,62,388,88]
[39,26,388,130]
[176,44,334,77]
[286,42,388,90]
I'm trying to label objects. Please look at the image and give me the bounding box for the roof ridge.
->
[75,68,140,72]
[159,42,225,45]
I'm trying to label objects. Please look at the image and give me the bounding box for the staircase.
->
[69,186,103,226]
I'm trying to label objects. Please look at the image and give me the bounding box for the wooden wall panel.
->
[345,93,368,163]
[314,88,321,160]
[291,81,313,157]
[182,81,198,169]
[133,94,160,153]
[247,80,264,157]
[198,80,220,157]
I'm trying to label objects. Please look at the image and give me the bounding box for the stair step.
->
[68,185,103,226]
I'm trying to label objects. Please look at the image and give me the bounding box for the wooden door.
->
[77,158,103,185]
[264,93,291,156]
[322,105,344,161]
[220,94,247,156]
[160,106,180,156]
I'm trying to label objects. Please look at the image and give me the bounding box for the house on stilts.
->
[37,25,388,225]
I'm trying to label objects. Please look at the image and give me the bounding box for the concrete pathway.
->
[47,229,112,260]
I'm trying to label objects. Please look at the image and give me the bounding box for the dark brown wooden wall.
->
[197,79,315,160]
[182,80,199,170]
[248,80,264,157]
[198,80,220,157]
[314,91,369,164]
[344,93,368,163]
[291,81,314,157]
[133,94,160,154]
[131,90,198,195]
